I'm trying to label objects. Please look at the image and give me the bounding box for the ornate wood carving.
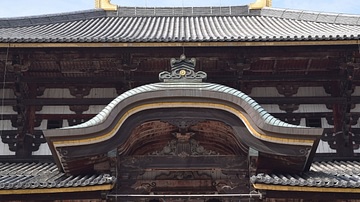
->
[324,68,356,156]
[118,53,139,71]
[68,86,91,114]
[130,169,246,193]
[119,156,247,171]
[150,137,219,157]
[69,105,89,115]
[322,131,337,150]
[1,132,17,152]
[36,86,46,97]
[7,64,30,72]
[118,156,249,194]
[226,56,251,79]
[276,84,299,97]
[325,114,358,126]
[6,54,31,72]
[323,83,333,96]
[9,65,32,157]
[338,53,360,70]
[163,119,204,132]
[281,116,301,125]
[1,131,45,153]
[278,104,299,113]
[67,117,89,126]
[68,86,91,98]
[32,131,47,152]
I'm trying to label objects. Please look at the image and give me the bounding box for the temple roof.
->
[44,55,322,174]
[0,162,115,193]
[252,161,360,190]
[67,82,303,130]
[1,6,360,43]
[0,161,359,194]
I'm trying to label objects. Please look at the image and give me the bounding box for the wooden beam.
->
[0,96,353,106]
[253,96,346,105]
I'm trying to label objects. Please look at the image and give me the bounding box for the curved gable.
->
[43,55,322,174]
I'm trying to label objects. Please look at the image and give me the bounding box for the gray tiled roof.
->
[0,162,115,189]
[251,161,360,188]
[65,82,302,130]
[1,6,360,43]
[0,9,106,28]
[257,7,360,25]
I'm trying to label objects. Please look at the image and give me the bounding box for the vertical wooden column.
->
[8,54,34,158]
[26,84,37,135]
[248,147,258,192]
[332,104,353,156]
[13,70,32,158]
[332,68,354,157]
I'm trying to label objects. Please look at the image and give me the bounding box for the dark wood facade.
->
[1,1,360,201]
[2,45,359,155]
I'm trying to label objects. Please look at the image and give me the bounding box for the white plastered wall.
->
[250,86,335,153]
[0,105,17,155]
[84,88,118,98]
[32,88,116,155]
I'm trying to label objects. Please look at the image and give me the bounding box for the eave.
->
[0,184,114,195]
[254,183,360,193]
[1,40,360,48]
[43,79,322,174]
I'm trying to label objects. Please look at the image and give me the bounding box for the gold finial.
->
[95,0,117,11]
[249,0,272,10]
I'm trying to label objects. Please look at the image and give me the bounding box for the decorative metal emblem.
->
[159,54,207,82]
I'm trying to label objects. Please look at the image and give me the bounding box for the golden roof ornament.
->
[95,0,117,11]
[249,0,272,9]
[159,54,207,83]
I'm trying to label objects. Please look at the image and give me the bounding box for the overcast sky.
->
[1,0,360,18]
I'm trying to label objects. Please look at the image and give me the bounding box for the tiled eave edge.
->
[0,183,114,195]
[0,40,360,48]
[253,183,360,193]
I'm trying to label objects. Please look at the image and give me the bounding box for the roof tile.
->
[0,162,115,190]
[1,7,360,43]
[252,161,360,188]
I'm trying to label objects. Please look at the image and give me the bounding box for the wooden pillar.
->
[248,147,258,192]
[331,68,354,157]
[14,70,32,158]
[332,104,353,156]
[26,84,37,135]
[10,54,34,158]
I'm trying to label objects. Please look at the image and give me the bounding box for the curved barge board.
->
[44,82,323,174]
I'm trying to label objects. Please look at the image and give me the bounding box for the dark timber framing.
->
[1,3,360,201]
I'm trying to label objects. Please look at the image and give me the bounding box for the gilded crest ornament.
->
[159,54,207,82]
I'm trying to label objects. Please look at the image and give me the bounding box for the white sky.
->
[1,0,360,18]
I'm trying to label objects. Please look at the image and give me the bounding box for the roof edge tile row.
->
[0,9,106,28]
[114,6,360,26]
[2,5,360,29]
[251,161,360,189]
[259,7,360,25]
[113,6,250,17]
